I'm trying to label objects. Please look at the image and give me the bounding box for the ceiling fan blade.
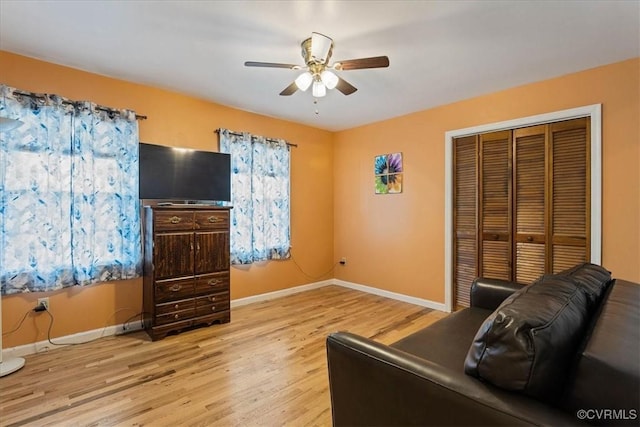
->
[279,81,299,96]
[335,77,357,96]
[245,61,301,70]
[311,32,333,64]
[333,56,390,71]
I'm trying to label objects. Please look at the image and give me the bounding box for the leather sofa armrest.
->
[326,332,582,426]
[470,277,523,311]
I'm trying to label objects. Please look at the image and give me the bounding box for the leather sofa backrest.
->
[560,263,613,312]
[562,279,640,426]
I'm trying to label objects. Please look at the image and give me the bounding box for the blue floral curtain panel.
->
[0,85,142,295]
[219,129,291,264]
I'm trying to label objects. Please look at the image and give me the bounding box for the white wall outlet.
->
[37,297,49,311]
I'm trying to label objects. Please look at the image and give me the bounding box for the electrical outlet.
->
[37,297,50,311]
[340,257,347,265]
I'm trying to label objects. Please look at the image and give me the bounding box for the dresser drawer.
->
[155,211,194,231]
[155,277,195,302]
[156,307,195,325]
[195,272,229,295]
[194,210,229,230]
[195,292,230,317]
[155,298,195,317]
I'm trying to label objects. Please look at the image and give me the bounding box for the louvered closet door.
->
[479,130,512,281]
[513,125,547,284]
[452,117,590,308]
[550,118,590,272]
[453,135,478,308]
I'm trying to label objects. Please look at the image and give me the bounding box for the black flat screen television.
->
[139,142,231,202]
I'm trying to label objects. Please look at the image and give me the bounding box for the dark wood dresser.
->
[142,205,231,341]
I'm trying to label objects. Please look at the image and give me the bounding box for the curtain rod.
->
[12,90,147,121]
[215,128,297,148]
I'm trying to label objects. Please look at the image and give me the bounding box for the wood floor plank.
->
[0,285,447,426]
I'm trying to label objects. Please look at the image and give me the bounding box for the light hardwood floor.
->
[0,285,447,426]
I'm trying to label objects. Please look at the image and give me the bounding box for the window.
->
[0,86,141,295]
[219,129,291,264]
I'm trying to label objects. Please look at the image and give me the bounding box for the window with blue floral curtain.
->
[219,129,291,264]
[0,85,142,295]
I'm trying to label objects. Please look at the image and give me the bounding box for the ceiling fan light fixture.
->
[246,32,389,98]
[295,72,313,91]
[312,80,326,98]
[320,70,339,90]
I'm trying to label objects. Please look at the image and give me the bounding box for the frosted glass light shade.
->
[312,81,326,97]
[295,72,313,91]
[320,70,339,90]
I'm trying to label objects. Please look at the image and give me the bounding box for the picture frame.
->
[374,152,403,194]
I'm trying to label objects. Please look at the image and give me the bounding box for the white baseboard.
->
[3,278,445,359]
[2,321,144,359]
[332,279,448,312]
[230,279,333,308]
[230,278,447,312]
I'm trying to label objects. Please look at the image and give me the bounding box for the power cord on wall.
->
[1,309,31,337]
[43,308,148,347]
[2,306,146,348]
[289,250,341,281]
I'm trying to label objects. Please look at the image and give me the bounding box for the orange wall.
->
[1,51,335,348]
[334,58,639,303]
[2,51,638,349]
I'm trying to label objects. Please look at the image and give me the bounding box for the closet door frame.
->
[444,104,602,312]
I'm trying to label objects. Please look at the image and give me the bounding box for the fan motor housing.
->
[301,37,333,66]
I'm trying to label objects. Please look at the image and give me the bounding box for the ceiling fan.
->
[245,32,389,98]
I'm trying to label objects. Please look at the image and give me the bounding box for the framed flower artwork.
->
[374,152,403,194]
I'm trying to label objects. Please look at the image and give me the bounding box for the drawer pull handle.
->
[527,236,533,242]
[493,234,499,240]
[174,304,179,309]
[211,306,216,311]
[208,279,221,286]
[208,216,221,223]
[174,314,180,319]
[169,216,181,224]
[170,284,182,292]
[210,297,216,302]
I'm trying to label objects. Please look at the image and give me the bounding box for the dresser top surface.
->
[144,204,232,211]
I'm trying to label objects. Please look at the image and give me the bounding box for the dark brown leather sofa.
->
[326,264,639,426]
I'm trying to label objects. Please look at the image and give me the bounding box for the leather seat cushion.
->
[464,274,590,402]
[391,308,492,371]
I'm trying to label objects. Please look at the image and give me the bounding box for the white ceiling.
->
[1,1,638,132]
